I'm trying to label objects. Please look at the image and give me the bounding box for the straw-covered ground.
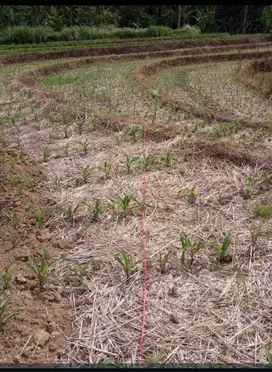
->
[0,35,272,366]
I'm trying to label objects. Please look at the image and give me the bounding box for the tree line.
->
[0,6,271,34]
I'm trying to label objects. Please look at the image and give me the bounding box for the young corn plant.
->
[127,126,139,143]
[0,266,12,290]
[180,232,206,267]
[142,154,155,170]
[42,146,50,162]
[91,199,102,221]
[163,151,173,167]
[66,204,80,223]
[0,299,21,332]
[124,154,137,174]
[116,251,136,279]
[27,249,51,291]
[158,252,170,274]
[186,185,197,204]
[213,232,232,264]
[6,229,20,249]
[100,161,112,180]
[241,175,254,199]
[78,165,91,184]
[79,140,89,155]
[2,209,20,230]
[28,203,47,228]
[113,193,134,216]
[71,260,92,278]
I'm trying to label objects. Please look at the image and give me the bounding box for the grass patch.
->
[39,74,78,86]
[254,204,272,219]
[199,119,244,139]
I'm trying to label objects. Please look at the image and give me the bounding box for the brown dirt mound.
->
[0,149,73,364]
[237,58,272,97]
[1,35,271,66]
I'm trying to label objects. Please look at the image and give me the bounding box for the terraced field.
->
[0,34,272,366]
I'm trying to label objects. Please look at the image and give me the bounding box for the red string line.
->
[139,124,148,366]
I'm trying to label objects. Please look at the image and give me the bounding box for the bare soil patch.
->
[0,149,73,364]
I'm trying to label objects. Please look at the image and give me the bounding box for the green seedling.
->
[116,251,136,279]
[127,126,139,143]
[185,105,195,118]
[6,229,20,249]
[244,175,253,199]
[83,199,102,221]
[79,140,89,155]
[0,266,12,290]
[28,203,49,228]
[158,252,170,274]
[66,204,78,221]
[91,199,102,221]
[254,204,272,220]
[206,111,214,122]
[78,165,91,184]
[0,299,21,332]
[212,232,232,264]
[71,260,92,277]
[42,146,50,162]
[142,154,155,170]
[163,151,173,167]
[2,210,20,229]
[27,249,51,291]
[186,185,197,204]
[124,154,137,174]
[113,193,134,214]
[180,232,208,266]
[100,161,112,180]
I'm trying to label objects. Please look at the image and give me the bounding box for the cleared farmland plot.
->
[0,36,272,365]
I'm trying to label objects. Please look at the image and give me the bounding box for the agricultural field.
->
[0,33,272,366]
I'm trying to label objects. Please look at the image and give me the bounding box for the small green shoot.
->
[100,161,112,180]
[127,126,139,143]
[124,154,137,174]
[6,229,20,249]
[0,299,21,332]
[254,204,272,220]
[79,140,89,155]
[113,193,134,214]
[186,185,197,204]
[213,232,232,264]
[27,249,50,291]
[0,266,12,290]
[78,165,91,184]
[180,232,207,266]
[2,209,20,229]
[42,146,50,162]
[28,203,47,228]
[163,151,173,167]
[116,251,135,279]
[142,154,155,170]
